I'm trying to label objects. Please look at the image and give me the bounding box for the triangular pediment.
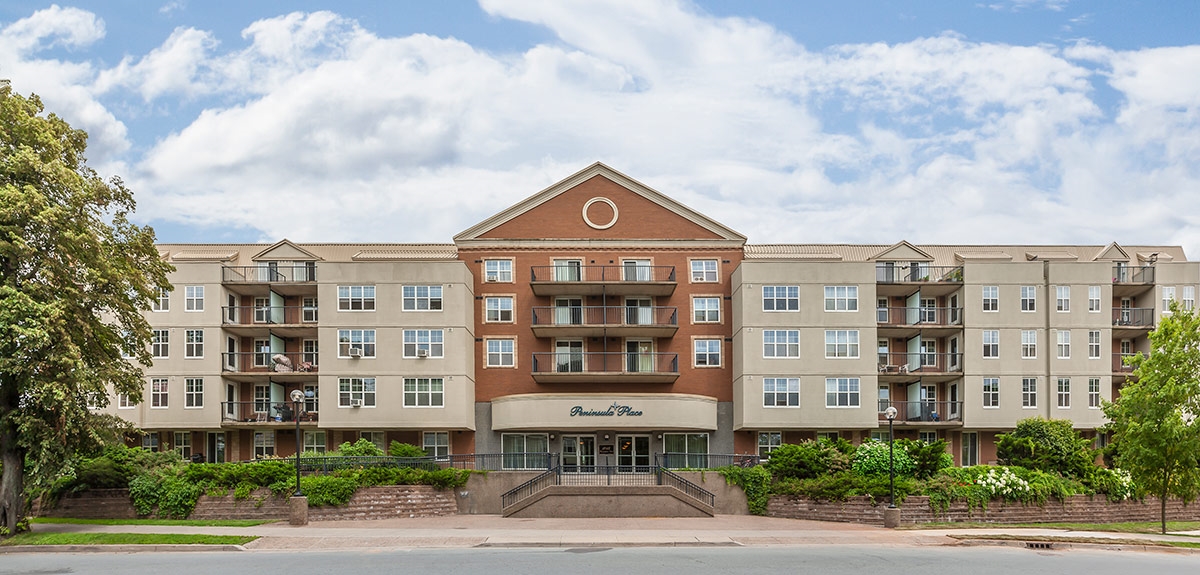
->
[870,241,933,262]
[251,239,322,262]
[454,163,746,246]
[1092,242,1130,262]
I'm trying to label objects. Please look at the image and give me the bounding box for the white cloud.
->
[94,27,217,100]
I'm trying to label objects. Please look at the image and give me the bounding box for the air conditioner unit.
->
[348,348,362,358]
[485,276,499,282]
[350,398,362,407]
[417,349,429,358]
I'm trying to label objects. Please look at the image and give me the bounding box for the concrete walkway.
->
[18,515,1200,552]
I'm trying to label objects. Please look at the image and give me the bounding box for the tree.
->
[1103,300,1200,534]
[0,80,172,535]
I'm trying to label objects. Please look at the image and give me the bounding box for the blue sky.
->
[2,0,1198,254]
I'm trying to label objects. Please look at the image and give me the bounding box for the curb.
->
[953,538,1200,555]
[0,544,246,554]
[475,541,744,548]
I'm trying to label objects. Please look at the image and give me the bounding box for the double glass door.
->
[561,435,595,473]
[617,435,651,473]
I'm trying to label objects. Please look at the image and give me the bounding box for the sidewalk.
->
[18,515,1200,552]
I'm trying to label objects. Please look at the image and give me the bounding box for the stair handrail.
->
[500,466,560,509]
[656,467,716,508]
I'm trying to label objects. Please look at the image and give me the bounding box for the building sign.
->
[569,402,643,417]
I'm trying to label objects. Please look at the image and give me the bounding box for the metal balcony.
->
[222,264,316,283]
[530,306,678,337]
[529,265,676,296]
[220,351,318,382]
[220,401,318,426]
[1112,308,1154,329]
[877,352,963,382]
[877,400,963,425]
[531,352,679,383]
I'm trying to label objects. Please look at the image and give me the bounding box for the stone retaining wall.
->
[36,489,138,519]
[308,486,457,520]
[190,488,290,520]
[768,494,1200,525]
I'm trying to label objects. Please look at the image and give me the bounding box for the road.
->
[2,546,1197,575]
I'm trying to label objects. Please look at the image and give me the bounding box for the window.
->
[152,287,170,311]
[691,259,718,282]
[337,329,376,358]
[1088,377,1101,408]
[763,330,800,358]
[502,433,550,470]
[254,297,270,323]
[962,433,978,466]
[1022,377,1038,408]
[486,339,515,367]
[695,339,721,367]
[825,377,860,407]
[253,338,270,366]
[1021,330,1036,359]
[763,378,799,407]
[1163,286,1176,312]
[404,377,444,407]
[824,286,858,312]
[552,259,582,282]
[919,298,936,323]
[119,394,135,409]
[693,297,721,323]
[361,431,387,452]
[758,432,782,459]
[919,431,938,444]
[254,431,275,458]
[485,297,514,322]
[1057,377,1071,408]
[253,384,270,413]
[762,285,799,311]
[982,377,999,408]
[1021,286,1036,312]
[185,329,204,358]
[174,432,191,459]
[403,329,444,358]
[302,297,318,322]
[1057,330,1071,359]
[1089,286,1101,312]
[303,339,319,366]
[484,260,513,282]
[1185,286,1196,311]
[338,285,376,311]
[423,431,450,460]
[662,433,709,468]
[304,431,327,454]
[338,377,376,407]
[877,298,889,323]
[869,431,887,442]
[1056,286,1070,312]
[920,340,937,366]
[304,384,319,413]
[824,330,859,358]
[142,433,159,452]
[982,286,998,312]
[185,286,204,311]
[403,285,442,311]
[151,378,168,408]
[982,330,999,358]
[1088,330,1102,359]
[152,329,169,358]
[185,378,203,408]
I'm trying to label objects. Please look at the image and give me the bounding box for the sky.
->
[1,0,1198,255]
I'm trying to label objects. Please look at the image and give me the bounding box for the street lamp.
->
[290,388,305,497]
[884,405,898,508]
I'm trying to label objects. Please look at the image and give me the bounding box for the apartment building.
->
[101,163,1199,467]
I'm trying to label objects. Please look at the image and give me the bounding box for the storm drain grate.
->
[1025,541,1055,550]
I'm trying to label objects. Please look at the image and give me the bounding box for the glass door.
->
[554,298,583,325]
[625,297,652,325]
[561,435,595,473]
[617,435,651,473]
[626,340,653,373]
[206,432,226,463]
[553,259,581,282]
[623,259,652,281]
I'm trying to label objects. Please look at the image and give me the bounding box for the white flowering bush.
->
[975,467,1032,500]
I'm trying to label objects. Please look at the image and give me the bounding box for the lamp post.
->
[884,405,898,508]
[290,389,304,497]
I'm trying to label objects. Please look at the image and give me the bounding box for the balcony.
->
[530,306,678,338]
[529,265,676,297]
[875,264,963,297]
[877,352,963,382]
[222,264,317,296]
[877,400,963,426]
[877,306,963,338]
[1113,353,1138,373]
[531,352,679,383]
[1112,308,1154,331]
[220,401,319,427]
[220,352,318,382]
[222,305,318,337]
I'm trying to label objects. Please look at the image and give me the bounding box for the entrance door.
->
[561,435,595,473]
[617,435,651,473]
[206,432,225,463]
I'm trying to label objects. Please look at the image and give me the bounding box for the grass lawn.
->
[915,520,1200,535]
[1,533,258,546]
[31,517,273,527]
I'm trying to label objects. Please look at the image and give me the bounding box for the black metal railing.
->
[221,352,317,373]
[1113,265,1154,284]
[877,400,963,423]
[876,264,963,283]
[500,463,716,511]
[1114,353,1139,372]
[531,352,679,375]
[530,306,678,328]
[656,453,760,469]
[297,456,440,473]
[220,401,317,423]
[530,265,676,283]
[222,305,318,325]
[501,468,559,509]
[877,306,964,326]
[658,468,716,508]
[877,352,963,374]
[222,264,316,283]
[445,452,557,471]
[1113,308,1154,327]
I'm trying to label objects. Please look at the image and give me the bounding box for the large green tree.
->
[0,80,172,534]
[1103,300,1200,534]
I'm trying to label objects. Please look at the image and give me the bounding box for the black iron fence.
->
[655,453,759,469]
[1112,265,1154,284]
[531,351,679,375]
[531,305,678,328]
[222,264,316,283]
[1113,308,1154,327]
[877,400,963,423]
[875,264,963,283]
[530,264,676,283]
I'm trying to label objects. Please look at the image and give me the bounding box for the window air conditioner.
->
[417,349,429,357]
[348,348,362,358]
[485,276,499,282]
[350,398,363,407]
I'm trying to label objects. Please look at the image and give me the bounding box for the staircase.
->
[501,466,715,518]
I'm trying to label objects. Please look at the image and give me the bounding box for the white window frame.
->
[484,259,513,283]
[823,286,858,312]
[142,433,159,452]
[1088,330,1101,359]
[337,329,376,358]
[174,432,191,459]
[184,377,203,408]
[302,297,318,322]
[824,330,859,358]
[763,330,800,358]
[1022,377,1038,408]
[825,377,860,408]
[1184,286,1195,311]
[402,285,443,311]
[1057,377,1071,408]
[486,338,515,367]
[254,431,275,458]
[692,296,721,323]
[304,384,319,413]
[302,339,319,366]
[1021,330,1036,359]
[361,431,387,452]
[1088,286,1101,312]
[690,259,718,283]
[762,285,799,312]
[485,297,514,323]
[185,329,204,358]
[152,287,170,312]
[1056,286,1070,312]
[423,431,450,460]
[982,377,999,408]
[119,393,135,409]
[338,377,376,408]
[982,330,999,358]
[403,377,445,407]
[184,286,204,312]
[1163,286,1176,313]
[763,377,800,407]
[403,329,444,358]
[694,339,721,367]
[337,285,376,311]
[1088,377,1102,409]
[1020,286,1036,312]
[151,378,168,408]
[758,431,782,459]
[982,286,998,312]
[1057,330,1071,359]
[152,329,169,358]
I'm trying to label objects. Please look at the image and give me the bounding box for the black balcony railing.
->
[222,264,316,283]
[530,265,676,283]
[876,264,963,284]
[220,401,317,423]
[656,453,760,469]
[1114,353,1139,372]
[531,352,679,375]
[221,352,317,373]
[222,305,318,325]
[877,352,963,374]
[531,306,677,328]
[1113,265,1154,284]
[877,306,964,326]
[1113,308,1154,327]
[878,400,963,423]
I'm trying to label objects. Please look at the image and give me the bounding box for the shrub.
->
[128,474,161,516]
[389,441,428,458]
[851,441,915,477]
[897,439,953,480]
[718,465,771,515]
[765,440,852,480]
[299,475,358,507]
[338,438,385,457]
[1085,466,1137,501]
[72,458,129,489]
[996,417,1097,478]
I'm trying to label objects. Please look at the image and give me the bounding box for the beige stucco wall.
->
[491,393,717,431]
